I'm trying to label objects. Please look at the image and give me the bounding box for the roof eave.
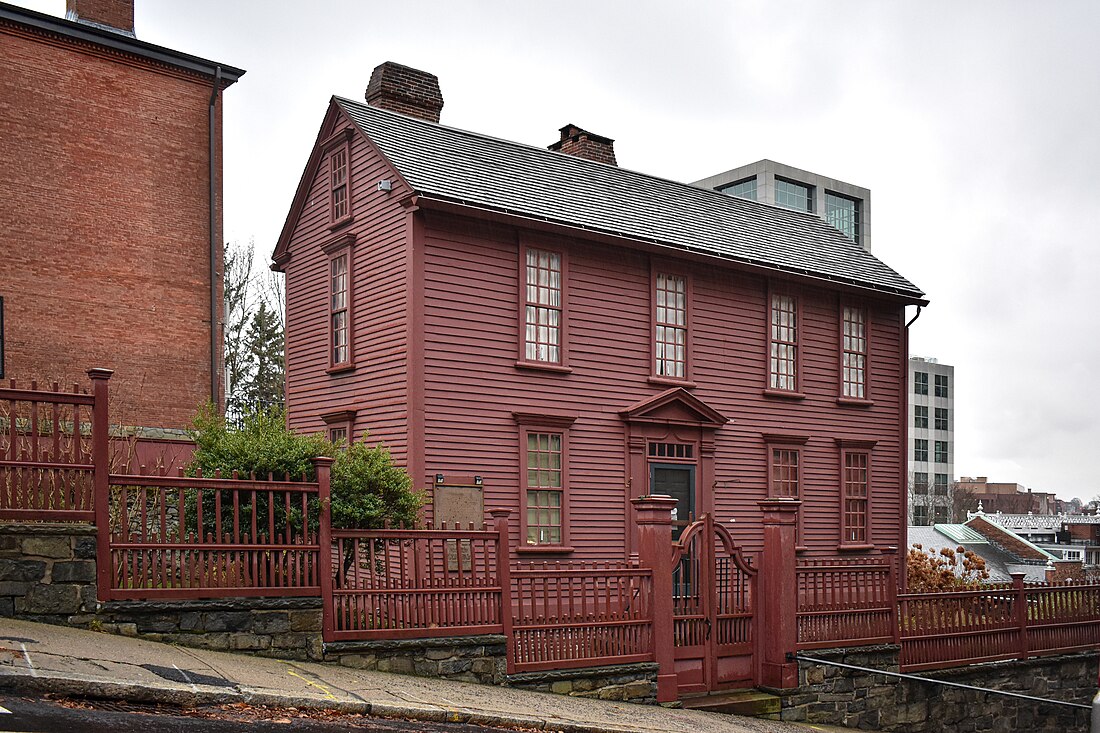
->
[0,1,245,83]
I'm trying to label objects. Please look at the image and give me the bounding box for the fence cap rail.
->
[0,387,95,405]
[108,473,321,492]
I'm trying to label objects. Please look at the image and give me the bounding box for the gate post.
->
[758,498,801,689]
[314,456,335,643]
[489,508,514,674]
[88,368,113,601]
[632,495,678,703]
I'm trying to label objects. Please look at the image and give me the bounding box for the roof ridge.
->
[332,96,854,231]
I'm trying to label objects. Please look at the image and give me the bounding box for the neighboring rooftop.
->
[331,97,924,302]
[0,0,244,83]
[908,524,1050,584]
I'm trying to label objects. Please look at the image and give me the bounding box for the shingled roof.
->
[333,97,924,302]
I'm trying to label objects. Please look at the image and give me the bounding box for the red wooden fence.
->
[510,560,654,673]
[99,464,328,600]
[0,371,109,521]
[324,523,506,641]
[796,554,897,649]
[899,574,1100,671]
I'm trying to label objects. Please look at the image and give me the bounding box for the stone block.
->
[288,609,321,632]
[622,681,654,700]
[52,560,96,583]
[550,681,573,694]
[0,559,46,582]
[338,654,377,670]
[271,632,309,649]
[413,658,438,676]
[136,614,181,634]
[0,536,22,554]
[0,581,32,597]
[203,611,250,632]
[0,598,13,616]
[73,537,97,559]
[21,536,72,559]
[424,647,454,661]
[572,677,597,692]
[251,611,290,634]
[597,685,626,701]
[437,658,472,676]
[470,658,497,675]
[79,584,98,610]
[179,612,203,632]
[229,633,271,651]
[23,584,80,614]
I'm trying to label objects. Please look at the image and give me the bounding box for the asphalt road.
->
[0,695,519,732]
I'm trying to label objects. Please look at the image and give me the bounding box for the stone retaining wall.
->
[325,635,507,685]
[0,523,98,621]
[779,645,1095,732]
[506,663,658,703]
[93,598,323,660]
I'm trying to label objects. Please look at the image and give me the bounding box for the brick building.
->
[0,0,243,431]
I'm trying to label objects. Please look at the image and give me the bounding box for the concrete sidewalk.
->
[0,619,848,733]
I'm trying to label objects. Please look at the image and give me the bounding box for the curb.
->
[0,670,643,733]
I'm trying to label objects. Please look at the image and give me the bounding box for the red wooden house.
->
[273,62,926,565]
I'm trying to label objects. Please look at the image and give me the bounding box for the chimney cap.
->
[556,123,615,146]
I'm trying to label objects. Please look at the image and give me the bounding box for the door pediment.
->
[620,388,728,429]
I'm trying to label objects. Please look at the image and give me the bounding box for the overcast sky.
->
[20,1,1099,499]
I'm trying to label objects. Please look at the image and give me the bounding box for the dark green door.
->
[650,463,695,539]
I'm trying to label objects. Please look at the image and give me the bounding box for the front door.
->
[650,463,694,539]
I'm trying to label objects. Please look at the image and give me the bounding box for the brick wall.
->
[0,19,224,429]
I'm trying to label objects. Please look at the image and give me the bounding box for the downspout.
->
[899,304,922,594]
[209,65,223,408]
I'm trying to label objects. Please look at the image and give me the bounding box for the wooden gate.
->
[672,513,756,695]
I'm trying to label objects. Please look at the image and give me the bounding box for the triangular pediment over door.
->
[620,388,728,557]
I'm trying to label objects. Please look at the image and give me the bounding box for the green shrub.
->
[185,404,422,530]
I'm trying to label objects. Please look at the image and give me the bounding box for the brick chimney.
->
[548,124,617,166]
[66,0,134,35]
[365,62,444,123]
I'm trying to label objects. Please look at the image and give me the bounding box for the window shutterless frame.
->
[514,412,576,553]
[764,433,809,549]
[321,129,354,230]
[765,284,803,398]
[322,233,356,374]
[837,302,871,405]
[649,264,693,386]
[516,239,570,372]
[836,439,876,550]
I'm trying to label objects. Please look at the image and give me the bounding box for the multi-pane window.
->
[329,147,349,222]
[329,427,348,445]
[934,441,949,463]
[841,307,867,398]
[842,451,869,544]
[330,254,349,366]
[770,448,800,499]
[935,374,949,398]
[914,372,928,395]
[934,474,949,495]
[524,249,562,363]
[769,294,798,391]
[719,177,757,200]
[825,192,860,242]
[933,506,950,524]
[655,274,687,378]
[934,408,949,431]
[775,178,813,212]
[526,432,563,545]
[914,406,928,428]
[913,505,929,526]
[913,472,929,493]
[914,439,928,462]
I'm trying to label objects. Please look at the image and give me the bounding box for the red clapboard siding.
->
[417,211,904,560]
[282,117,411,460]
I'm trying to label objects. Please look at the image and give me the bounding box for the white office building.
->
[908,357,955,525]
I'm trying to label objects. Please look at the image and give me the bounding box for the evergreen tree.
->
[241,301,285,411]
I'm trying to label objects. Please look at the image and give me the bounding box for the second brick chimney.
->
[365,62,444,123]
[66,0,134,35]
[548,124,617,166]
